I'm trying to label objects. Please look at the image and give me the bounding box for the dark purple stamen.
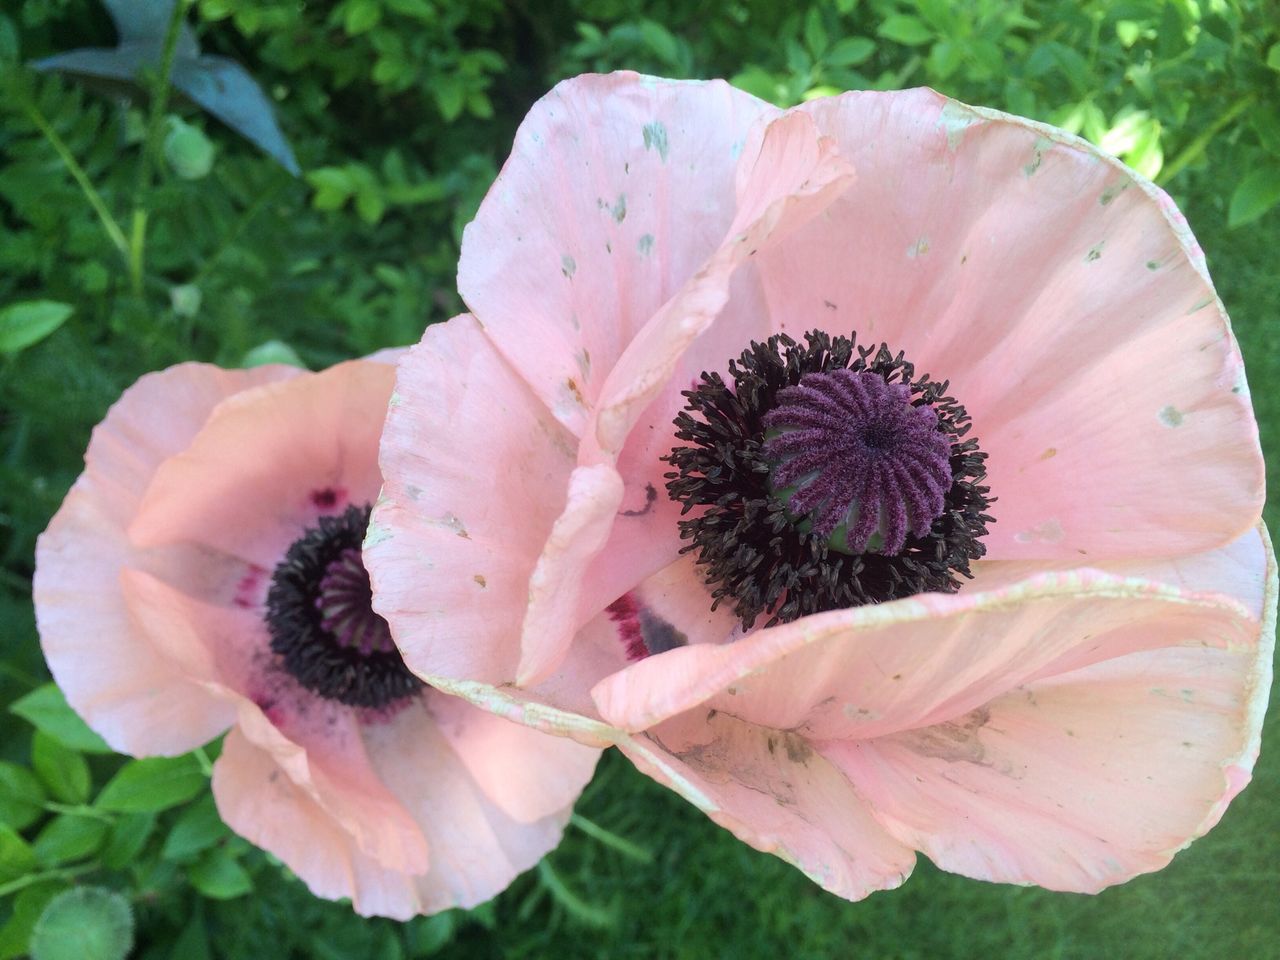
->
[316,548,395,656]
[266,504,422,709]
[763,369,952,553]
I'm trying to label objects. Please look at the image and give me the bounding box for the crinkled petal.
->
[366,314,579,685]
[617,710,915,901]
[750,87,1262,560]
[458,72,773,436]
[33,363,294,756]
[129,360,393,568]
[824,611,1273,891]
[517,109,856,686]
[213,728,426,919]
[592,568,1258,741]
[362,698,577,913]
[427,693,600,823]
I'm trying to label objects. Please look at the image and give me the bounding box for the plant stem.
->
[1157,94,1254,186]
[43,802,115,823]
[21,101,128,256]
[0,864,96,899]
[127,0,193,296]
[569,814,653,863]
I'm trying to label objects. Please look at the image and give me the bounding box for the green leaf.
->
[343,0,382,35]
[825,36,875,67]
[240,340,306,368]
[162,795,227,862]
[803,7,828,57]
[0,883,64,960]
[1267,42,1280,72]
[434,75,466,122]
[10,685,113,754]
[0,301,73,354]
[32,814,109,866]
[95,756,206,813]
[31,733,90,805]
[877,14,933,46]
[164,118,216,180]
[407,912,456,956]
[29,887,134,960]
[1228,164,1280,228]
[99,812,156,870]
[188,846,252,899]
[0,823,36,883]
[0,761,47,830]
[168,911,211,960]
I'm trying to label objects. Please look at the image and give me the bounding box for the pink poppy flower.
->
[33,358,599,918]
[365,73,1274,899]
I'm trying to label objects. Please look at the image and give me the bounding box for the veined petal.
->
[129,361,393,568]
[617,710,916,901]
[751,88,1262,560]
[33,363,293,756]
[592,566,1259,741]
[458,72,773,436]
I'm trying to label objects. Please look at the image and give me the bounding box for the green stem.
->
[127,0,193,296]
[1157,94,1254,186]
[43,802,116,822]
[194,747,213,777]
[0,864,96,899]
[20,101,128,256]
[569,814,653,863]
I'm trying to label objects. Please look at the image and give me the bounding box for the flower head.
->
[366,74,1274,898]
[34,358,599,918]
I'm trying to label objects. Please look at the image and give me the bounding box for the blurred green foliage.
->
[1,0,1278,957]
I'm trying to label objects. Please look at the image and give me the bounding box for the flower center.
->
[664,330,993,630]
[266,504,422,709]
[762,369,953,554]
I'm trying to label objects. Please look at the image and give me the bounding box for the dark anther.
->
[266,504,423,709]
[664,330,994,630]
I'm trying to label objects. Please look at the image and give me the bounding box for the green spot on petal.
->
[1158,405,1184,427]
[561,254,577,278]
[643,122,669,162]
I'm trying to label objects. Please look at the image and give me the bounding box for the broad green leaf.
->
[1228,165,1280,228]
[0,301,73,354]
[0,883,65,960]
[240,340,306,368]
[0,761,46,830]
[99,813,156,870]
[188,846,252,899]
[29,887,134,960]
[825,37,875,67]
[10,684,112,754]
[877,15,933,46]
[163,117,215,180]
[161,795,227,862]
[0,823,36,883]
[168,912,211,960]
[1267,42,1280,72]
[31,733,90,805]
[803,8,828,57]
[434,75,466,122]
[32,814,109,866]
[95,756,205,813]
[407,912,456,956]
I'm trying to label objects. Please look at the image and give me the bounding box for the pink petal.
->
[428,692,600,823]
[516,464,625,685]
[366,314,578,685]
[213,728,427,919]
[458,72,774,437]
[231,695,429,876]
[516,109,856,686]
[362,698,578,913]
[749,87,1260,560]
[618,708,915,900]
[824,631,1273,891]
[33,363,295,755]
[591,568,1257,741]
[129,360,393,568]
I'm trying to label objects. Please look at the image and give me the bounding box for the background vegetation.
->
[1,0,1277,957]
